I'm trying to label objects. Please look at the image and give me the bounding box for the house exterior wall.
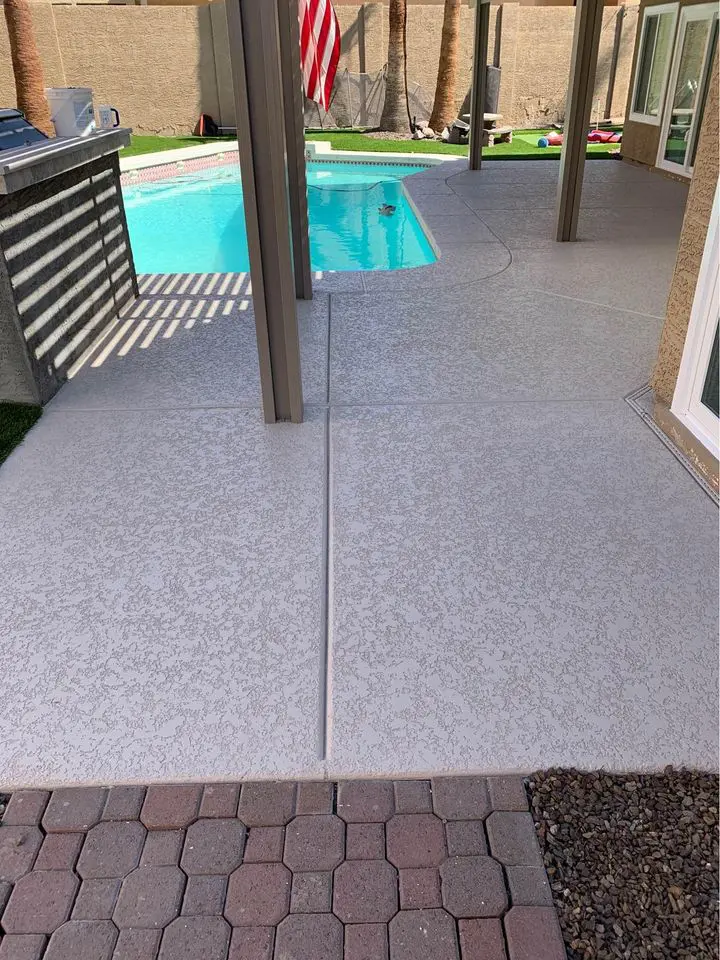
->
[651,50,718,404]
[622,0,715,167]
[0,1,639,134]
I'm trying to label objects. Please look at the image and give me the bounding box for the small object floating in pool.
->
[378,204,396,216]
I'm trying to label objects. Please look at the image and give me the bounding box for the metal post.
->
[604,6,625,121]
[225,0,304,423]
[277,0,313,301]
[468,0,490,171]
[555,0,604,242]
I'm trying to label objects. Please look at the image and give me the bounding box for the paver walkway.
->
[0,777,565,960]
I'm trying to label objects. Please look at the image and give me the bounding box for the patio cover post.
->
[555,0,604,241]
[225,0,304,423]
[277,0,313,301]
[468,0,490,171]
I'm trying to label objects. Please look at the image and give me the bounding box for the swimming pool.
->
[122,161,437,274]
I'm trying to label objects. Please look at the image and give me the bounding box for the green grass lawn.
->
[121,128,622,161]
[0,403,41,467]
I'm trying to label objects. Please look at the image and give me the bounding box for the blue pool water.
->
[122,161,437,274]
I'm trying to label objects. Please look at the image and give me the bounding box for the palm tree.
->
[429,0,462,133]
[379,0,410,133]
[4,0,53,137]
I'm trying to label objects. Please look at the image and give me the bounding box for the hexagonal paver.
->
[346,823,385,860]
[113,866,185,929]
[2,791,50,827]
[296,782,334,815]
[431,778,490,822]
[504,906,566,960]
[0,935,48,960]
[485,812,543,867]
[225,863,291,926]
[180,818,246,875]
[487,776,528,812]
[112,929,161,960]
[394,780,432,815]
[274,914,343,960]
[158,917,231,960]
[283,816,344,872]
[42,789,107,834]
[77,821,146,879]
[140,786,201,831]
[445,820,487,857]
[290,872,332,913]
[0,827,43,882]
[182,875,228,917]
[389,909,459,960]
[44,920,117,960]
[244,827,285,863]
[71,879,121,921]
[237,783,296,826]
[102,787,146,822]
[228,926,274,960]
[439,856,507,918]
[399,869,441,909]
[199,784,240,819]
[386,814,446,868]
[344,923,388,960]
[458,919,507,960]
[112,928,162,960]
[2,871,79,934]
[332,860,397,923]
[337,782,394,823]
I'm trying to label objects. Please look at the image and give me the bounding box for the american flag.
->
[298,0,341,112]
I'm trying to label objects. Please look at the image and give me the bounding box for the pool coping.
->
[119,139,454,174]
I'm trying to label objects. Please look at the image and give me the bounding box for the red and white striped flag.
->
[298,0,341,112]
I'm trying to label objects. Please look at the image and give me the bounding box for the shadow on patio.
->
[0,159,716,787]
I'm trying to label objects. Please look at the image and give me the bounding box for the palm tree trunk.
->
[4,0,54,137]
[379,0,409,133]
[429,0,462,133]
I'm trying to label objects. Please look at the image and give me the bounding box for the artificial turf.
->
[0,403,41,467]
[121,128,622,161]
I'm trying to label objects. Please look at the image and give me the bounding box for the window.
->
[630,4,678,124]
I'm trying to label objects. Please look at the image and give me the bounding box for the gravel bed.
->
[0,794,7,822]
[529,768,718,960]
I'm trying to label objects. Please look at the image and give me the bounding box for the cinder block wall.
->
[651,53,719,405]
[0,1,639,134]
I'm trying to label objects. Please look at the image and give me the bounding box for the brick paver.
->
[503,906,566,960]
[140,786,201,831]
[157,916,231,960]
[2,792,49,827]
[284,816,345,871]
[0,776,561,960]
[485,812,543,867]
[337,782,394,823]
[0,935,47,960]
[43,920,117,960]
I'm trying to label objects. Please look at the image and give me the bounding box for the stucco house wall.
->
[651,51,719,404]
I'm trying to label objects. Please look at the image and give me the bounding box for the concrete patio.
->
[0,158,717,787]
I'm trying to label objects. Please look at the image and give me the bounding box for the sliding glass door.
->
[658,3,718,176]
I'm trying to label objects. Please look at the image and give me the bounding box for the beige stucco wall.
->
[0,1,639,133]
[652,51,718,404]
[622,0,714,167]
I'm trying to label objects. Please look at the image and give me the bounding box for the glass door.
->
[672,186,720,459]
[658,3,719,176]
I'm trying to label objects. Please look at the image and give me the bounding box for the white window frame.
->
[671,183,720,460]
[656,3,718,176]
[629,2,679,125]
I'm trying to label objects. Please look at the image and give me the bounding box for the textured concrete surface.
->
[0,159,716,787]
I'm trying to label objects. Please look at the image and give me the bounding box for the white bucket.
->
[45,87,96,138]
